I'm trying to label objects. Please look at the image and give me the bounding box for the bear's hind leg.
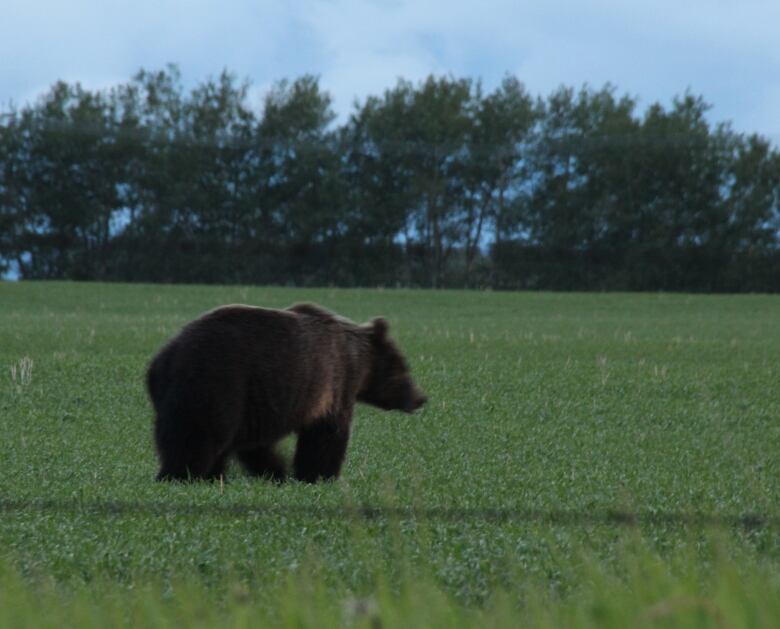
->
[207,452,229,482]
[155,417,229,482]
[293,419,350,483]
[156,441,222,481]
[236,445,287,482]
[153,386,240,482]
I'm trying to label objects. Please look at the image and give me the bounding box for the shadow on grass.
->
[0,498,776,529]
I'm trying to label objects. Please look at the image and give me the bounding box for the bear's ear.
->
[371,317,389,341]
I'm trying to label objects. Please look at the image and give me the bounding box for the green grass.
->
[1,541,779,628]
[1,281,778,626]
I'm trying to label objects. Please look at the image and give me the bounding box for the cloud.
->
[1,1,296,104]
[1,0,779,138]
[290,0,525,109]
[288,0,780,135]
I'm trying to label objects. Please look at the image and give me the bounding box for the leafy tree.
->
[2,68,780,291]
[251,76,345,283]
[4,82,127,279]
[0,109,22,276]
[348,76,478,286]
[462,76,536,284]
[524,85,639,252]
[106,66,186,280]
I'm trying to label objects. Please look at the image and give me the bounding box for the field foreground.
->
[1,282,778,627]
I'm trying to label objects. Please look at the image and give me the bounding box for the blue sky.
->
[2,0,779,141]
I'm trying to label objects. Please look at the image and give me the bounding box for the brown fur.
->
[147,302,426,483]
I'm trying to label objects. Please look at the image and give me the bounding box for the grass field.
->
[1,281,778,627]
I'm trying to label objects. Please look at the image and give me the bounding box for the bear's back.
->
[148,303,365,406]
[147,306,294,397]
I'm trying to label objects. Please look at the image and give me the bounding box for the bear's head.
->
[358,317,427,413]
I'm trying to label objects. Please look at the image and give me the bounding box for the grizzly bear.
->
[146,302,426,483]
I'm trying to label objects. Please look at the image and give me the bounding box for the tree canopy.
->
[2,67,779,290]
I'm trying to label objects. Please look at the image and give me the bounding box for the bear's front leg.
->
[293,417,350,483]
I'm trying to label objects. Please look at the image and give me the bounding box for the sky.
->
[1,0,779,142]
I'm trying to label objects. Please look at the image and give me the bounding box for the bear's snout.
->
[405,390,427,413]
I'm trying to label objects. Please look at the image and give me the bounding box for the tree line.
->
[1,65,779,290]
